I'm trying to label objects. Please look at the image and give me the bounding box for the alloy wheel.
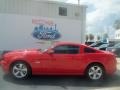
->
[88,65,103,80]
[12,63,28,79]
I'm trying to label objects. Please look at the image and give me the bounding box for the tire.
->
[10,61,31,79]
[86,64,105,81]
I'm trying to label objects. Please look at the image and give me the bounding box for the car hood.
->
[13,48,40,52]
[4,48,42,57]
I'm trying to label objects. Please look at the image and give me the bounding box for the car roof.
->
[54,42,92,48]
[52,41,102,52]
[54,41,82,46]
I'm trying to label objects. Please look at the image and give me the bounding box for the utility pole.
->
[78,0,80,5]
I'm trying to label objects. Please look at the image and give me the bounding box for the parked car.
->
[85,41,95,46]
[0,42,116,81]
[90,42,109,50]
[107,43,120,57]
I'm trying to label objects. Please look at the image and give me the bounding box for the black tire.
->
[85,64,105,81]
[10,61,31,79]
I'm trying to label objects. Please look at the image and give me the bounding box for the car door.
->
[51,45,83,74]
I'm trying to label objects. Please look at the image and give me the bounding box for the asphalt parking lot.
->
[0,59,120,90]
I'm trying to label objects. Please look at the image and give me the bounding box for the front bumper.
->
[0,60,9,74]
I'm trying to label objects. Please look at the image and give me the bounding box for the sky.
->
[50,0,120,38]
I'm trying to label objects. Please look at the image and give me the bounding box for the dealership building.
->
[0,0,86,50]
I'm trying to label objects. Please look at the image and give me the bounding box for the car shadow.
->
[3,72,120,88]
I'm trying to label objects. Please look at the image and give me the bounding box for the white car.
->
[90,42,109,50]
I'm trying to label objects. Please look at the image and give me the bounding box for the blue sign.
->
[32,24,61,40]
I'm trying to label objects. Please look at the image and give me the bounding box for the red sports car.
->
[0,42,117,80]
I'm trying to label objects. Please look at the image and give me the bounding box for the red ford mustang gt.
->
[0,42,117,80]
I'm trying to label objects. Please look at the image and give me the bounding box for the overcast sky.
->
[50,0,120,37]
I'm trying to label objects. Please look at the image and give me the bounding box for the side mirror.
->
[47,49,54,54]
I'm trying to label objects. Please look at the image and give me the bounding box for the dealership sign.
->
[32,18,61,40]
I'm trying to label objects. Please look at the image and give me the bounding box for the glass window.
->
[91,42,108,47]
[84,47,96,53]
[53,45,79,54]
[59,7,67,16]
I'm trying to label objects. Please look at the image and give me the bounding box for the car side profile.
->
[0,42,116,80]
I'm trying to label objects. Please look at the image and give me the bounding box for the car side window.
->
[53,45,79,54]
[84,47,96,53]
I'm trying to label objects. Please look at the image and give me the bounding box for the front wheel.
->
[10,62,31,79]
[86,64,105,81]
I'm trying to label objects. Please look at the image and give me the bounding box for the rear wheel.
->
[10,62,31,79]
[86,64,105,81]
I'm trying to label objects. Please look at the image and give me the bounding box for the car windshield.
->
[90,42,107,47]
[114,43,120,48]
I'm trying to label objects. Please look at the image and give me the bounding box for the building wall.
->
[0,0,86,20]
[115,29,120,39]
[0,0,86,50]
